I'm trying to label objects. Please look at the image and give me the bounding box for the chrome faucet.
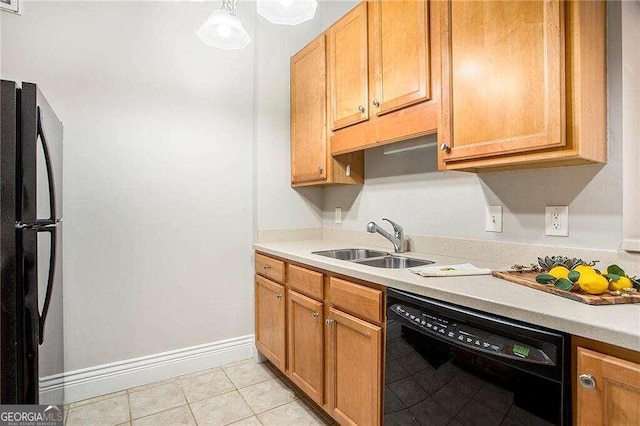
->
[366,218,405,253]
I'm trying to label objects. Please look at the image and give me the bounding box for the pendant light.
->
[257,0,318,26]
[197,0,251,50]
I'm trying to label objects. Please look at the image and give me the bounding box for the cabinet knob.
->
[318,166,324,174]
[440,143,451,153]
[358,105,365,113]
[275,293,282,299]
[373,100,380,107]
[325,319,334,325]
[263,265,269,270]
[312,312,319,319]
[578,374,596,389]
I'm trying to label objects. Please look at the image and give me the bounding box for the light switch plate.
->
[545,206,569,236]
[485,206,503,233]
[334,207,342,224]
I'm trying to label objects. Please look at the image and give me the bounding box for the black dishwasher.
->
[385,288,571,426]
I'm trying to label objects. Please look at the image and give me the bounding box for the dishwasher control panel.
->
[389,303,554,365]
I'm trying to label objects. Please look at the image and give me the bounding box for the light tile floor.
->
[64,358,334,426]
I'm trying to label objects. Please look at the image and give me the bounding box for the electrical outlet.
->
[485,206,503,233]
[334,207,342,224]
[545,206,569,236]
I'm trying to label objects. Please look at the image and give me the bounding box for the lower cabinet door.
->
[327,307,382,426]
[577,347,640,425]
[255,275,286,371]
[287,290,324,405]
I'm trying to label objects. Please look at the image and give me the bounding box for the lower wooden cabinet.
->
[326,307,382,426]
[287,290,324,405]
[576,347,640,425]
[255,253,385,425]
[255,253,640,425]
[255,275,286,371]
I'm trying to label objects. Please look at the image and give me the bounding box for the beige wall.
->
[2,1,256,370]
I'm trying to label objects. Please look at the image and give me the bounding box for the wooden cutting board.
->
[492,271,640,305]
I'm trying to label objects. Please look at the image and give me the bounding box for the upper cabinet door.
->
[439,0,565,163]
[369,0,431,116]
[328,2,369,131]
[291,35,328,184]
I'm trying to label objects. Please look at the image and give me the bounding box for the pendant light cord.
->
[221,0,238,16]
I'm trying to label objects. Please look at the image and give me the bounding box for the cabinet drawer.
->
[255,253,285,283]
[329,277,382,324]
[287,264,324,300]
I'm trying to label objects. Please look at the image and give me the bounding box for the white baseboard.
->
[40,335,255,405]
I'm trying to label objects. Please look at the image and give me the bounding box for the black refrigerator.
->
[1,80,64,404]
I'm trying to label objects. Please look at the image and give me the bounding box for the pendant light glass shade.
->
[257,0,318,26]
[197,0,251,50]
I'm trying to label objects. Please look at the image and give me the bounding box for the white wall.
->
[253,5,324,231]
[1,0,633,378]
[621,0,640,251]
[2,1,256,370]
[322,1,626,251]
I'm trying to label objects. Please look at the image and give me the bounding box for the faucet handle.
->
[382,218,403,234]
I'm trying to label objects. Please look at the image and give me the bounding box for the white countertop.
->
[254,239,640,352]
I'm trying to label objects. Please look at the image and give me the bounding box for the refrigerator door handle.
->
[37,226,57,345]
[37,106,58,223]
[34,106,59,345]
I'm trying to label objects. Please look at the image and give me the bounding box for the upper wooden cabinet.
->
[329,0,438,155]
[290,34,364,187]
[437,0,607,171]
[328,2,369,131]
[291,35,329,184]
[369,0,431,115]
[576,347,640,425]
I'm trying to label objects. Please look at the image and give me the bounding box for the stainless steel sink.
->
[356,256,434,269]
[313,248,433,269]
[312,248,389,261]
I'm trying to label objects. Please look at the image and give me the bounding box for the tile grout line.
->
[68,357,329,426]
[67,391,126,409]
[186,402,199,426]
[254,365,330,425]
[127,380,187,422]
[211,364,257,426]
[127,403,194,424]
[126,390,133,425]
[219,367,261,425]
[127,378,176,396]
[223,359,308,425]
[177,376,200,425]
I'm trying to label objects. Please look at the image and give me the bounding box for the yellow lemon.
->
[578,273,609,295]
[609,276,633,291]
[548,266,570,280]
[574,265,596,276]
